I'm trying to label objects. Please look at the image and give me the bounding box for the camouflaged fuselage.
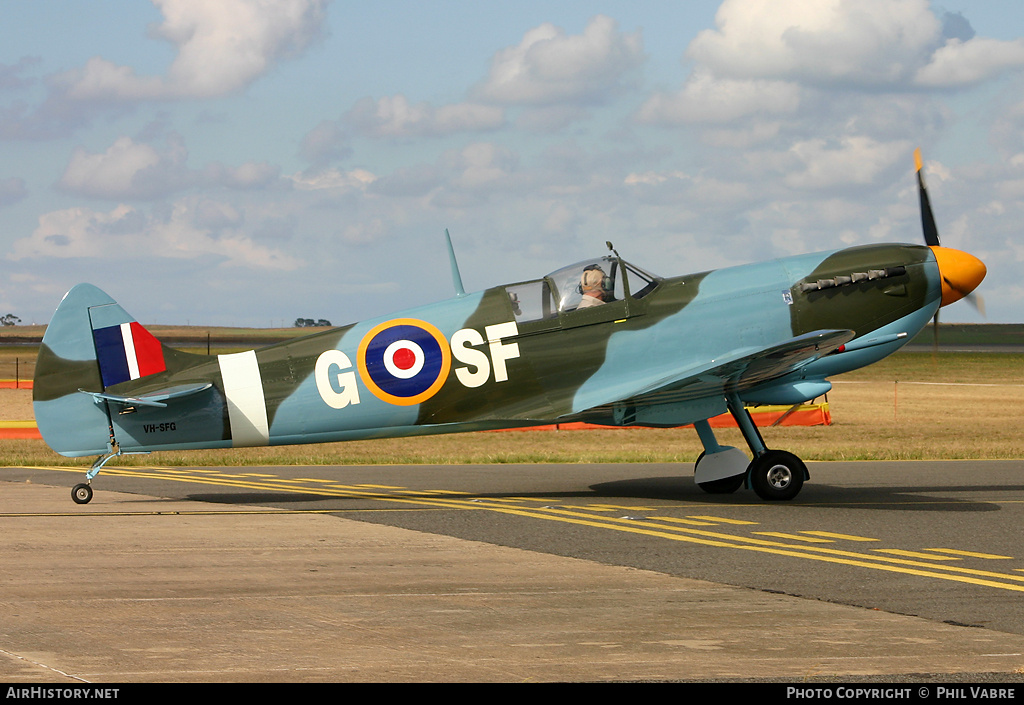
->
[33,243,941,457]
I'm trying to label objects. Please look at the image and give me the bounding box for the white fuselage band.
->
[217,350,270,447]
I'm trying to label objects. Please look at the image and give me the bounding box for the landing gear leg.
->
[72,443,150,505]
[726,393,807,501]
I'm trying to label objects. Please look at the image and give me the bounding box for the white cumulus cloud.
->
[344,95,504,139]
[9,201,301,270]
[915,36,1024,87]
[473,15,644,107]
[640,0,1024,128]
[58,136,187,199]
[58,134,281,199]
[56,0,328,101]
[687,0,941,86]
[783,136,911,190]
[637,71,801,125]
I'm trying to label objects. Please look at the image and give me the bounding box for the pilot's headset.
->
[578,264,612,295]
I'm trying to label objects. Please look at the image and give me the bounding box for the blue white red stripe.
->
[93,322,166,388]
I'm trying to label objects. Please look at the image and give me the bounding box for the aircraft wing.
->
[567,328,854,421]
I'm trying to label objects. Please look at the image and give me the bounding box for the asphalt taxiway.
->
[2,461,1024,682]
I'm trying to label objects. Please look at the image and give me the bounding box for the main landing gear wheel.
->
[72,483,93,505]
[748,450,805,501]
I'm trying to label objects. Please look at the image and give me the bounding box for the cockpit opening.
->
[546,256,659,313]
[504,255,660,324]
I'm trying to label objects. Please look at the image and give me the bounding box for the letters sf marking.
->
[315,319,521,409]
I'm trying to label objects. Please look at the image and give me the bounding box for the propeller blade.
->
[915,148,941,247]
[965,291,986,318]
[915,148,986,352]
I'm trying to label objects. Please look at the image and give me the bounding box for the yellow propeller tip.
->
[914,147,923,172]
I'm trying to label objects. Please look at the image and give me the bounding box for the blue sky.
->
[3,0,1023,327]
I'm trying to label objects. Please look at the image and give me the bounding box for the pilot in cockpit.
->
[578,265,610,308]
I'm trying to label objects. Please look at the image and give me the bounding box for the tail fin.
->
[34,284,168,457]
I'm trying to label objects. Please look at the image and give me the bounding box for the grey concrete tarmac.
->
[2,481,1024,683]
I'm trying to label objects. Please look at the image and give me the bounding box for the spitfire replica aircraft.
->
[35,150,985,504]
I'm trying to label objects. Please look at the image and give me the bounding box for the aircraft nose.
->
[930,246,986,307]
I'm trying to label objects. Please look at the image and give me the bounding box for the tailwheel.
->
[72,483,93,505]
[747,450,806,501]
[71,445,149,504]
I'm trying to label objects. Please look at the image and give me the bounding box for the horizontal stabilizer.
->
[78,382,213,409]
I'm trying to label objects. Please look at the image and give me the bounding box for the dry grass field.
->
[2,344,1022,467]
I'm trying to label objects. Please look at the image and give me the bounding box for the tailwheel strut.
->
[72,444,150,505]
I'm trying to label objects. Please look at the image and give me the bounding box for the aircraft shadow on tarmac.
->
[182,475,1021,513]
[591,477,1017,511]
[186,491,355,505]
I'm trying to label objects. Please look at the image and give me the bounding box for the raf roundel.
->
[357,318,452,405]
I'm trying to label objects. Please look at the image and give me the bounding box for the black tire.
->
[72,483,93,505]
[748,450,805,501]
[694,452,745,494]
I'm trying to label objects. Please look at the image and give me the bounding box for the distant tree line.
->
[1,313,20,326]
[294,318,332,328]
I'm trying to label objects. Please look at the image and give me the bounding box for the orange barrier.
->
[0,379,33,389]
[0,403,830,442]
[493,403,831,431]
[0,421,41,440]
[707,403,831,428]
